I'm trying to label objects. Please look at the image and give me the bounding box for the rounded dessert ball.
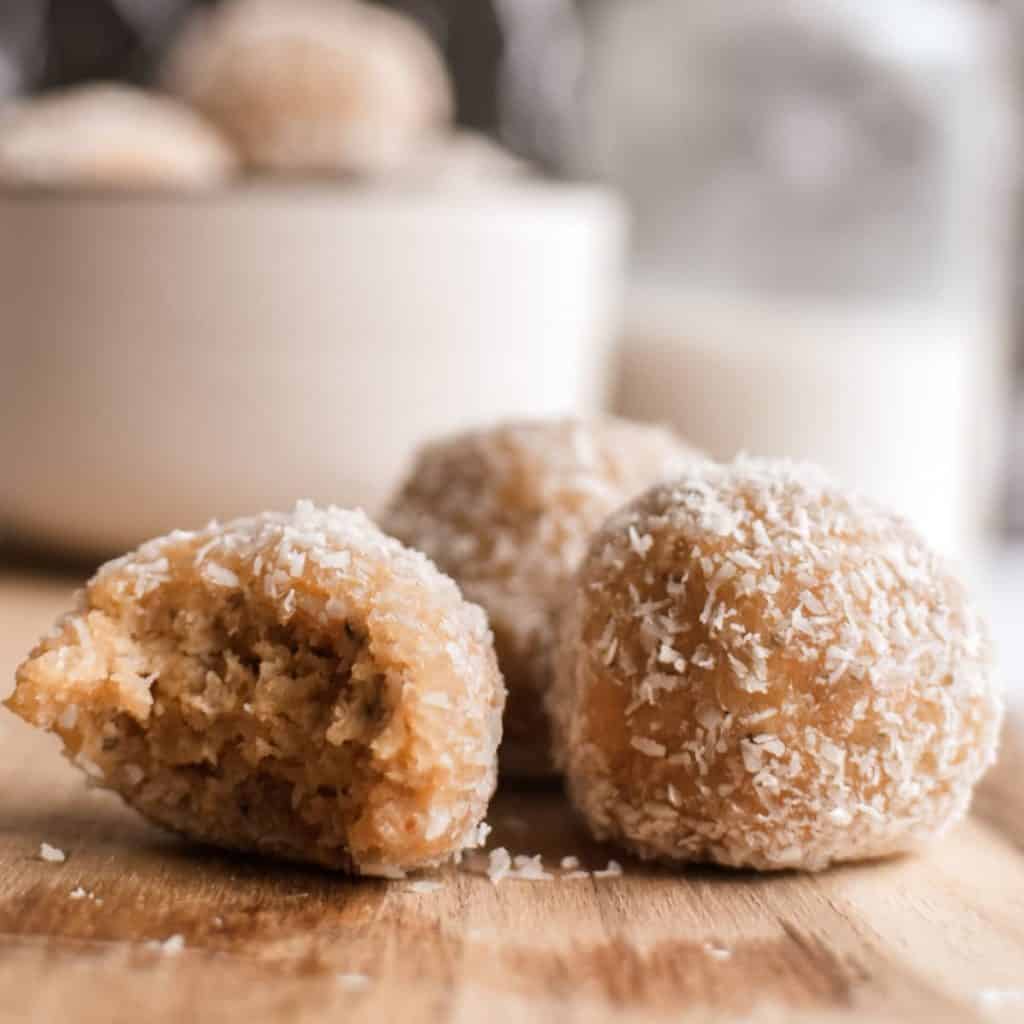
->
[382,418,703,777]
[166,0,452,176]
[6,502,503,875]
[382,131,527,190]
[551,458,1001,871]
[0,83,236,190]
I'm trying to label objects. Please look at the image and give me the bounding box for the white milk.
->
[615,285,1011,574]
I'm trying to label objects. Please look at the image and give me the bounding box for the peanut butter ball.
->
[166,0,452,176]
[6,502,503,875]
[551,458,1001,871]
[383,418,702,776]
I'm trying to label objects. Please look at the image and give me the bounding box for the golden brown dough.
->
[6,502,503,875]
[551,457,1001,871]
[383,418,703,776]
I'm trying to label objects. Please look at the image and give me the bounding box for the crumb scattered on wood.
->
[704,942,732,961]
[337,973,370,991]
[466,848,627,884]
[593,860,623,879]
[403,880,443,894]
[69,886,102,905]
[145,934,185,956]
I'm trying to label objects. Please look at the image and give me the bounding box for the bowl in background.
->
[0,182,625,555]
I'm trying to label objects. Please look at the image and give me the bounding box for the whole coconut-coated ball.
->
[551,457,1001,871]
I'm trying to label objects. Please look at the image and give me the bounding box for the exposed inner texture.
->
[56,583,396,871]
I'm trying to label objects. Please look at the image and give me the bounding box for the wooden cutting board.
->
[1,574,1022,1024]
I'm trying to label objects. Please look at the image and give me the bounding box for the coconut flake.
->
[203,563,239,588]
[631,737,667,758]
[404,880,443,895]
[486,847,512,884]
[593,860,623,879]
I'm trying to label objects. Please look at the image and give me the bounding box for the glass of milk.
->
[580,0,1019,574]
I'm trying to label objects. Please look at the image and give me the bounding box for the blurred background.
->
[0,0,1021,694]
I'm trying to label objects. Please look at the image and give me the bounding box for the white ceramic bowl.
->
[0,183,624,555]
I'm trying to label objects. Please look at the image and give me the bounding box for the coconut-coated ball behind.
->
[551,457,1001,871]
[383,417,703,776]
[166,0,452,176]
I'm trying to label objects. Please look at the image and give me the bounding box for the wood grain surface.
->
[1,573,1022,1024]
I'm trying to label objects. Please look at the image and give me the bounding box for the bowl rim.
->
[0,177,624,216]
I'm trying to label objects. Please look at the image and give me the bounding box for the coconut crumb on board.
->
[511,854,553,881]
[403,880,443,894]
[478,847,556,883]
[559,858,625,880]
[39,843,66,863]
[465,847,628,884]
[145,934,185,956]
[337,973,370,992]
[486,847,512,883]
[704,942,732,961]
[68,886,103,904]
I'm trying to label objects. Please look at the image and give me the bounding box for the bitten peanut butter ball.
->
[166,0,452,176]
[551,458,1001,871]
[0,83,236,189]
[6,503,503,876]
[383,418,702,776]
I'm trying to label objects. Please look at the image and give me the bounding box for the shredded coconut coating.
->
[6,502,504,874]
[382,417,703,776]
[0,83,236,190]
[165,0,452,175]
[550,457,1002,871]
